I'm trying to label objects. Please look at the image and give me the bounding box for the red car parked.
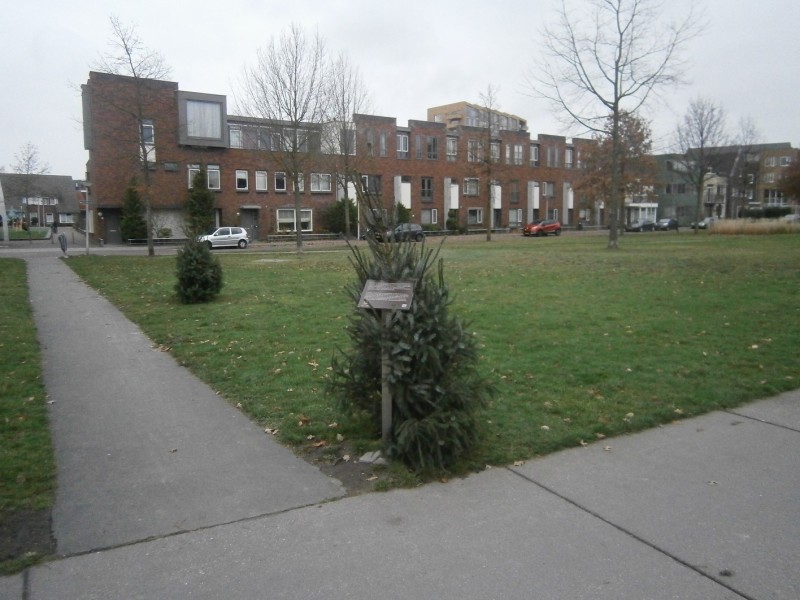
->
[522,219,562,237]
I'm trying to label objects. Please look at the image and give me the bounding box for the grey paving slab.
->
[28,467,738,600]
[0,573,22,600]
[511,403,800,600]
[26,257,343,556]
[731,390,800,431]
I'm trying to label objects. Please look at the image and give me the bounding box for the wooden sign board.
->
[358,280,415,311]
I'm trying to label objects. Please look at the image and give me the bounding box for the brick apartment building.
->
[81,71,599,243]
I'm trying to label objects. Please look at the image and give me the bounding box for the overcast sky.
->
[2,0,798,178]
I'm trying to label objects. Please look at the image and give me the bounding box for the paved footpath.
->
[0,244,798,599]
[23,255,344,556]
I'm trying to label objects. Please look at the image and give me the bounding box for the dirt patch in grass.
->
[300,442,389,496]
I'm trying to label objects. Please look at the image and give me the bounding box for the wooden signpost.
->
[357,280,415,443]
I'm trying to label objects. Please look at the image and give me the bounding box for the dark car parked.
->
[625,220,655,232]
[374,223,425,242]
[655,218,679,231]
[522,219,562,237]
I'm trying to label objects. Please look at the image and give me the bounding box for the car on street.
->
[625,220,655,232]
[690,217,716,229]
[198,226,250,249]
[374,223,425,242]
[523,219,562,237]
[655,218,679,231]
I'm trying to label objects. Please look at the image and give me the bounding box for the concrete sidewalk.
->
[24,256,344,556]
[3,392,795,599]
[0,248,797,599]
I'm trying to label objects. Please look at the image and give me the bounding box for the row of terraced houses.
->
[78,71,797,244]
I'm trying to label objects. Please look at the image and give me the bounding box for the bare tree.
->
[94,16,171,256]
[476,85,504,242]
[12,143,51,243]
[530,0,699,248]
[238,24,330,252]
[325,52,373,241]
[674,97,728,231]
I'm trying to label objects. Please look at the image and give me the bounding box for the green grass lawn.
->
[63,232,800,471]
[0,260,55,516]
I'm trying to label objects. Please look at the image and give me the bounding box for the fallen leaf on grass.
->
[513,460,524,467]
[311,440,327,448]
[579,440,588,447]
[366,475,379,481]
[603,446,613,451]
[264,427,279,435]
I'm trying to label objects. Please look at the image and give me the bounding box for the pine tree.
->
[328,195,495,471]
[120,180,147,241]
[175,240,223,304]
[185,168,215,239]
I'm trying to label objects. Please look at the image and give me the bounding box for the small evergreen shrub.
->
[175,240,223,304]
[120,181,147,241]
[328,196,494,471]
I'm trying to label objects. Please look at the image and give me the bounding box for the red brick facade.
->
[82,71,595,243]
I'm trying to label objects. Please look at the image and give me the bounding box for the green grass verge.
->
[64,233,800,471]
[0,260,55,515]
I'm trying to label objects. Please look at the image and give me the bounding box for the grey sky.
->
[2,0,798,178]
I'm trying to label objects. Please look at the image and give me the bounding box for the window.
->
[207,165,221,190]
[764,173,776,183]
[468,139,482,163]
[490,142,500,162]
[294,173,304,192]
[236,170,248,191]
[543,181,555,197]
[188,164,200,188]
[276,208,313,232]
[361,174,382,195]
[178,92,227,147]
[283,128,309,153]
[397,133,409,158]
[140,120,155,162]
[366,130,374,156]
[468,208,483,224]
[508,209,522,228]
[421,208,438,225]
[229,126,242,148]
[421,177,433,201]
[464,178,479,196]
[311,173,332,192]
[565,148,574,169]
[546,147,559,167]
[446,137,458,162]
[415,135,423,159]
[379,133,387,157]
[187,100,222,139]
[164,162,178,172]
[275,172,287,192]
[780,156,792,166]
[509,180,520,203]
[531,144,540,167]
[427,136,438,159]
[765,156,777,167]
[255,171,268,191]
[514,144,524,165]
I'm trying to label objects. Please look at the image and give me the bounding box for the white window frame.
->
[397,133,409,157]
[514,144,524,165]
[464,178,479,196]
[446,137,458,161]
[310,173,332,193]
[421,176,433,200]
[293,173,304,192]
[207,165,221,190]
[188,164,201,188]
[275,172,287,192]
[467,208,483,224]
[255,171,268,191]
[235,170,248,191]
[565,148,574,168]
[421,208,438,225]
[141,120,156,162]
[508,208,523,227]
[229,126,242,148]
[276,208,313,232]
[531,144,540,166]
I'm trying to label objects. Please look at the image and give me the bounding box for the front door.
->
[240,208,259,241]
